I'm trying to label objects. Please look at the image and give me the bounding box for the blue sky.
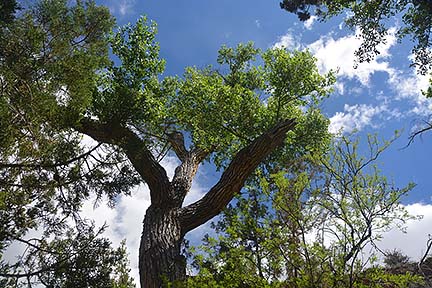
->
[77,0,432,284]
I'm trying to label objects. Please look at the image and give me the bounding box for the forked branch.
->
[179,119,296,233]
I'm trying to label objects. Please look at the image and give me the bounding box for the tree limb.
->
[167,131,188,161]
[74,118,170,205]
[406,120,432,148]
[179,119,296,233]
[170,146,212,207]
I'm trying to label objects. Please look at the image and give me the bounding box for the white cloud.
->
[107,0,136,17]
[273,28,397,87]
[334,81,345,95]
[273,31,301,51]
[304,15,317,30]
[329,103,388,134]
[81,186,150,283]
[388,69,432,117]
[307,28,397,86]
[377,203,432,261]
[120,0,136,16]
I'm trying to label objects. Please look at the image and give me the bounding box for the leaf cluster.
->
[280,0,432,74]
[1,225,135,288]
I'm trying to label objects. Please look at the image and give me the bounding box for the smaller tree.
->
[384,249,412,272]
[186,184,285,287]
[186,133,421,287]
[296,134,418,287]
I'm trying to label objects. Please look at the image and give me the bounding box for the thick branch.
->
[170,146,211,207]
[179,119,296,233]
[167,131,188,161]
[75,118,170,205]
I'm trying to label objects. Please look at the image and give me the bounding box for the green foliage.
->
[280,0,431,73]
[0,1,139,286]
[93,17,166,126]
[186,134,418,288]
[36,231,135,288]
[1,0,335,285]
[174,44,334,166]
[384,249,411,271]
[0,0,20,24]
[0,0,115,159]
[300,133,419,287]
[185,186,286,287]
[356,267,423,288]
[1,226,135,288]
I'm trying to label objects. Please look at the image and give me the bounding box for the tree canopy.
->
[0,0,335,286]
[3,0,428,287]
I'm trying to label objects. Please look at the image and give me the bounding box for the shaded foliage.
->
[0,0,137,286]
[0,0,20,24]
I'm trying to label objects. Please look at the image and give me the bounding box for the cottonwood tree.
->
[0,0,335,287]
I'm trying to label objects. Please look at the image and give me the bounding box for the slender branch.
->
[179,119,296,233]
[419,235,432,275]
[0,143,102,169]
[406,120,432,147]
[0,226,105,279]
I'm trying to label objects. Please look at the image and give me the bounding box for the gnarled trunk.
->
[139,205,185,288]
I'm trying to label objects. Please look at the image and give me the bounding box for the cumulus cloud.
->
[107,0,136,17]
[273,31,301,51]
[307,28,397,86]
[81,186,151,283]
[273,28,398,89]
[329,103,389,134]
[378,203,432,261]
[388,67,432,117]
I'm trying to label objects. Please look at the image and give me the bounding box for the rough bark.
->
[139,205,185,288]
[75,117,296,287]
[138,135,209,287]
[179,119,296,233]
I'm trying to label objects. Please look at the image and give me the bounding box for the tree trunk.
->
[139,205,186,288]
[136,119,296,287]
